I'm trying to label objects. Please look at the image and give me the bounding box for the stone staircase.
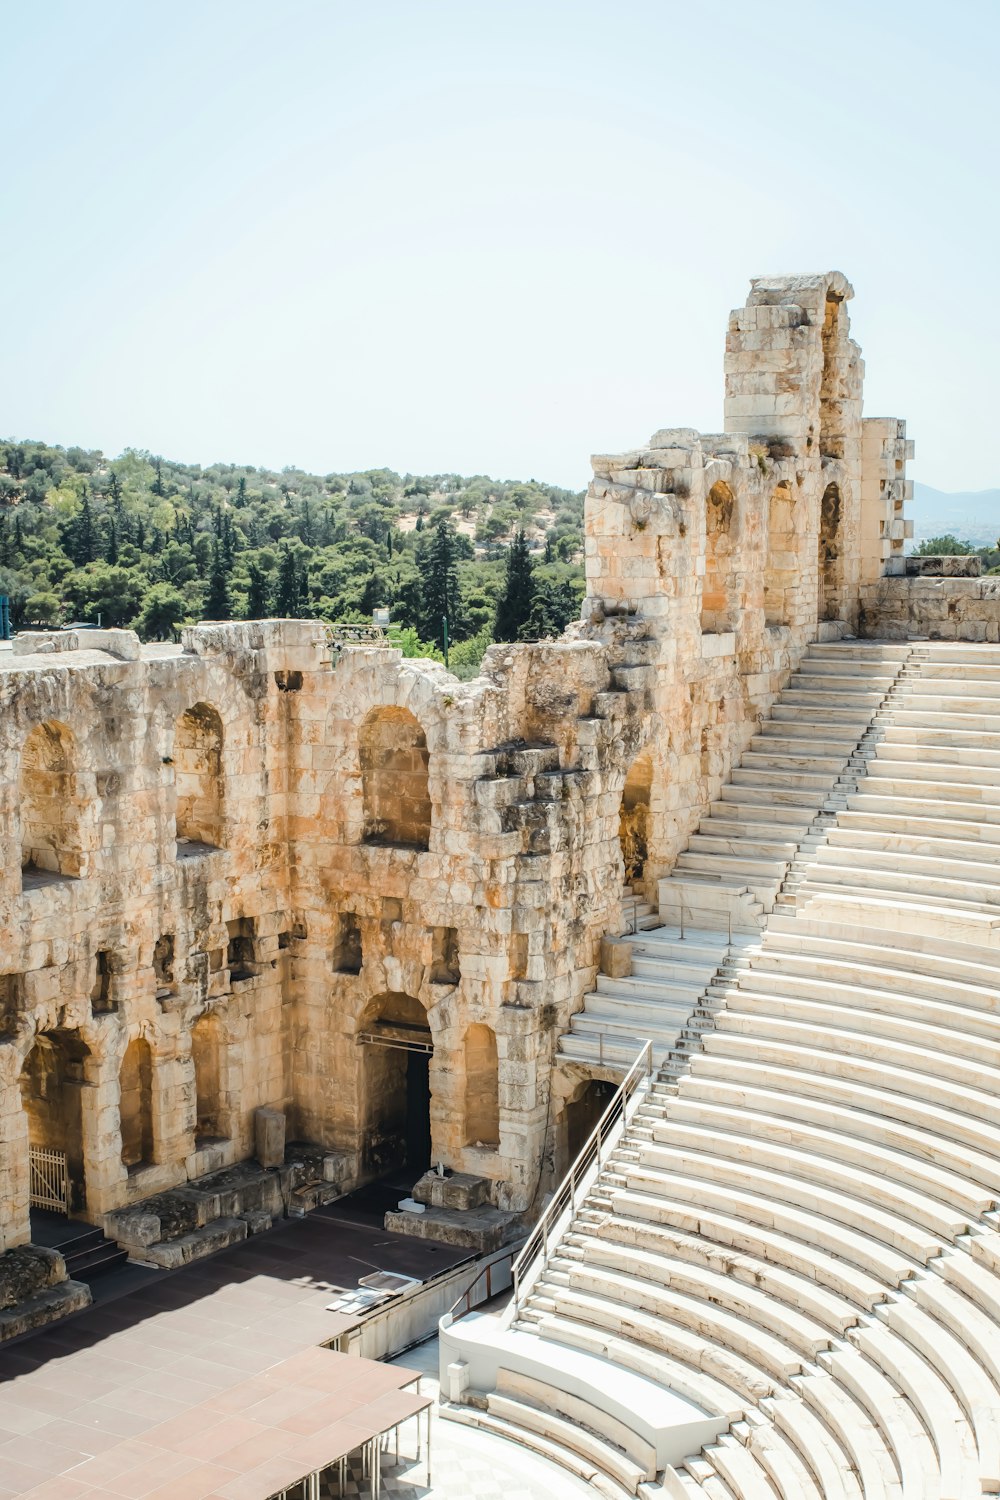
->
[442,640,1000,1499]
[557,919,748,1070]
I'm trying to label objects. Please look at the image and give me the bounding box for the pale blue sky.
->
[2,0,997,491]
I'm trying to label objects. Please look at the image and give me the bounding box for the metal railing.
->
[622,893,733,944]
[511,1039,653,1316]
[444,1238,527,1327]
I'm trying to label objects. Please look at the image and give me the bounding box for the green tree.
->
[204,539,233,619]
[244,560,271,619]
[134,582,188,640]
[24,591,63,627]
[493,530,536,641]
[420,518,463,647]
[275,544,303,616]
[914,535,975,555]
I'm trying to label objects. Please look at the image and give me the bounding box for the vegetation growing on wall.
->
[0,439,586,663]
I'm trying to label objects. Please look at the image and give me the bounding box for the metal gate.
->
[29,1146,70,1213]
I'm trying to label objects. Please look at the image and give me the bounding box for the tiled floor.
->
[0,1218,586,1498]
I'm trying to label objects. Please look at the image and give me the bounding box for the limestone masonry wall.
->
[0,271,929,1249]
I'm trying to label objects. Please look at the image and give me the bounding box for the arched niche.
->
[191,1013,226,1143]
[818,481,843,622]
[20,721,82,880]
[174,703,224,850]
[701,481,737,634]
[464,1024,499,1148]
[359,707,431,850]
[619,749,653,885]
[763,483,795,628]
[119,1037,154,1170]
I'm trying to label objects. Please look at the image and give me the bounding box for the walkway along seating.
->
[439,640,1000,1500]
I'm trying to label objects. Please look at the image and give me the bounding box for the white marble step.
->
[719,784,830,813]
[593,1190,888,1310]
[791,1373,902,1500]
[866,754,1000,788]
[697,1032,1000,1161]
[748,940,1000,1008]
[609,1178,918,1288]
[874,739,1000,771]
[758,914,1000,986]
[845,786,1000,825]
[687,1051,1000,1167]
[818,1347,941,1500]
[825,822,1000,863]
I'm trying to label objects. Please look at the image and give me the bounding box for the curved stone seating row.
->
[448,644,1000,1497]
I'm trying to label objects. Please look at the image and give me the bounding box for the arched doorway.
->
[357,993,432,1180]
[562,1078,615,1173]
[619,750,653,885]
[20,721,82,882]
[174,703,224,850]
[359,708,431,849]
[20,1030,91,1216]
[464,1025,499,1149]
[701,481,737,634]
[818,482,842,622]
[119,1037,154,1170]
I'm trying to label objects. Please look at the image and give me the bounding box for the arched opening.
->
[464,1025,499,1148]
[619,750,653,886]
[119,1037,154,1170]
[701,481,737,633]
[19,721,82,882]
[174,703,224,851]
[20,1030,90,1216]
[561,1078,615,1174]
[359,707,431,849]
[357,992,432,1181]
[191,1014,226,1143]
[763,483,794,628]
[818,482,843,622]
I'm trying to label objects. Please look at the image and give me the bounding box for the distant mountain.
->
[909,483,1000,549]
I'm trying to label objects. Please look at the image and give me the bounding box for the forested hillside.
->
[0,440,586,675]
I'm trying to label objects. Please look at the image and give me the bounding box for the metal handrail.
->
[511,1039,653,1315]
[622,893,732,944]
[443,1238,527,1327]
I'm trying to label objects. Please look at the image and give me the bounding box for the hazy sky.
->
[3,1,997,492]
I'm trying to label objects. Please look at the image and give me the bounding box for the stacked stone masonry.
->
[1,272,972,1358]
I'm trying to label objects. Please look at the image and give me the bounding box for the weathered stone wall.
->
[860,576,1000,641]
[0,270,920,1248]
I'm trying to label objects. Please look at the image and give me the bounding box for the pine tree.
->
[420,518,462,647]
[204,539,232,619]
[493,529,536,641]
[107,469,123,507]
[152,458,165,497]
[244,561,270,619]
[70,492,96,565]
[105,517,118,565]
[275,545,302,617]
[235,475,248,507]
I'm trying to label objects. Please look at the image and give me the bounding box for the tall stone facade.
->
[0,271,920,1256]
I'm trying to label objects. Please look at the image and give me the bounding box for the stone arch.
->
[19,1029,91,1214]
[191,1013,226,1143]
[818,481,843,622]
[359,707,431,849]
[701,481,737,634]
[464,1024,499,1149]
[119,1036,154,1169]
[619,749,653,885]
[356,991,432,1179]
[19,721,82,880]
[763,483,795,628]
[174,702,224,849]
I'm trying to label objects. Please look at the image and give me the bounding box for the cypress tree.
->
[420,518,462,647]
[105,517,118,565]
[244,560,270,619]
[493,529,536,641]
[204,538,232,619]
[275,545,302,616]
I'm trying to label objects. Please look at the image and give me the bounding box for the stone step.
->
[730,767,838,792]
[865,755,1000,789]
[828,818,1000,859]
[846,785,1000,826]
[676,850,788,881]
[739,751,847,775]
[718,785,828,815]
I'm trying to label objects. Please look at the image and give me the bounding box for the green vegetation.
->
[0,439,586,670]
[914,535,976,555]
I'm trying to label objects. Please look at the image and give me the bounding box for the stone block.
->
[600,936,632,979]
[255,1106,286,1169]
[412,1169,490,1210]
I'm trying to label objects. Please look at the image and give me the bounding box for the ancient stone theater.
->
[4,271,1000,1500]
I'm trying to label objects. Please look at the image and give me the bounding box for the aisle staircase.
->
[441,640,1000,1500]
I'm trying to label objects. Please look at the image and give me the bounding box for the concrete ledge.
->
[0,1278,91,1342]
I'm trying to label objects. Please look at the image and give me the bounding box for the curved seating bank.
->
[442,641,1000,1500]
